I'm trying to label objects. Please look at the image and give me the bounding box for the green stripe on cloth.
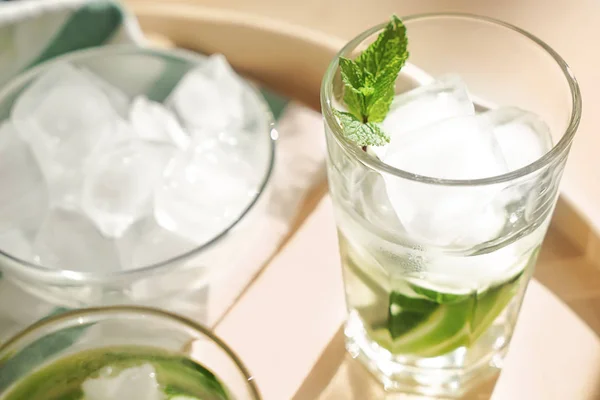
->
[146,59,192,103]
[25,1,123,70]
[146,61,290,119]
[260,88,288,121]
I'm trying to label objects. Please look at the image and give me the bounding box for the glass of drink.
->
[321,13,580,397]
[0,306,260,399]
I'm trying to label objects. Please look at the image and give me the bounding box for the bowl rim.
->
[0,305,262,399]
[0,45,277,283]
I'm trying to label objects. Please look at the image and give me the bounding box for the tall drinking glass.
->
[321,13,580,397]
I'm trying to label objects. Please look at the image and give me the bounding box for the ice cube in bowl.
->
[11,64,124,208]
[0,47,275,308]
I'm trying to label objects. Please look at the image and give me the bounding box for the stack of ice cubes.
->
[374,75,553,247]
[0,54,265,272]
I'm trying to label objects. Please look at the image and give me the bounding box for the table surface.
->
[126,2,600,398]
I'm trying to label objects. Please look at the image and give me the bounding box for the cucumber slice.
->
[387,291,438,338]
[373,298,472,357]
[471,272,524,340]
[410,283,473,304]
[376,272,526,357]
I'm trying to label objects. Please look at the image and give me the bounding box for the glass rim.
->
[321,12,582,187]
[0,305,262,399]
[0,45,277,282]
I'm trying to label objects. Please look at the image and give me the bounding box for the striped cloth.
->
[0,0,144,86]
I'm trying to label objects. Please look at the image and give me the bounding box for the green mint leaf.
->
[367,85,394,123]
[362,16,408,122]
[339,57,364,88]
[366,55,403,122]
[339,57,367,120]
[336,15,408,146]
[334,110,390,146]
[343,85,365,122]
[364,121,390,146]
[356,15,408,79]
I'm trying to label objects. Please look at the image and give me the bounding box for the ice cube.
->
[81,364,162,400]
[0,122,48,233]
[154,135,259,244]
[384,116,506,179]
[82,139,174,238]
[167,54,246,130]
[372,75,475,159]
[11,63,121,208]
[79,68,130,117]
[383,116,509,246]
[481,107,553,171]
[33,208,121,271]
[426,231,536,287]
[67,122,140,217]
[92,119,138,155]
[130,96,190,149]
[118,217,197,269]
[355,171,404,231]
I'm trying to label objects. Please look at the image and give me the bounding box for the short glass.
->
[321,14,581,396]
[0,47,275,309]
[0,306,261,399]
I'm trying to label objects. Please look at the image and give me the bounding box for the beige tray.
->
[128,2,600,399]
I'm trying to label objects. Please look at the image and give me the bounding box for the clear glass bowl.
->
[0,46,275,308]
[0,306,261,399]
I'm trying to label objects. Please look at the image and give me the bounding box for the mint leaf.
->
[339,57,364,90]
[367,85,394,123]
[334,110,390,146]
[360,16,408,123]
[366,55,403,122]
[364,121,390,146]
[335,15,408,146]
[356,15,408,79]
[339,57,367,120]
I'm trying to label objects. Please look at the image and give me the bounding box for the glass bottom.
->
[344,311,510,398]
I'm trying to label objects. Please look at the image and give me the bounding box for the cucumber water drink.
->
[332,45,551,363]
[0,346,231,400]
[322,14,580,397]
[0,308,260,400]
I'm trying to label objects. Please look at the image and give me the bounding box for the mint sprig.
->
[335,15,408,147]
[333,110,390,146]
